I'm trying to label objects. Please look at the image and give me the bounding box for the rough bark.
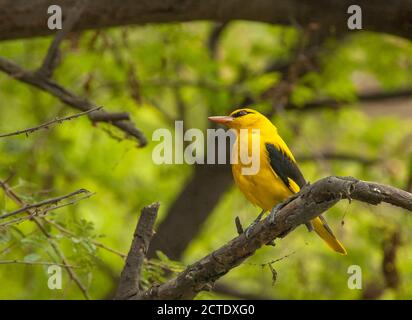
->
[1,1,412,41]
[115,202,159,299]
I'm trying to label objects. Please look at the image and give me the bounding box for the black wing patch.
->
[265,143,306,191]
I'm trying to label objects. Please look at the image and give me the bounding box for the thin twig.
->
[0,259,79,268]
[0,107,101,138]
[0,230,38,256]
[252,251,297,267]
[0,56,147,146]
[34,218,91,299]
[44,218,126,259]
[0,188,91,220]
[36,0,86,78]
[207,22,229,59]
[0,192,95,227]
[0,180,91,299]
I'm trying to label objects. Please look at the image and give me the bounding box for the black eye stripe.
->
[232,110,253,118]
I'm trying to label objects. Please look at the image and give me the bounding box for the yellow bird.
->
[208,108,347,255]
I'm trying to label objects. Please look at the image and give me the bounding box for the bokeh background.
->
[1,18,412,299]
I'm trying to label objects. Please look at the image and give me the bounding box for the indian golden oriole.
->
[208,108,347,255]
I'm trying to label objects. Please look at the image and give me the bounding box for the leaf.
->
[23,253,41,263]
[156,250,170,263]
[71,237,81,244]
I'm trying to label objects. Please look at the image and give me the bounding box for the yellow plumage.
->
[209,108,347,255]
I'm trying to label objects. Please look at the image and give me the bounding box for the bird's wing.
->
[265,142,346,254]
[265,142,306,193]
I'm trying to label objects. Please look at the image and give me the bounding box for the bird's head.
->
[208,108,271,130]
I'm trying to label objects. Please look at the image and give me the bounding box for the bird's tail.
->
[311,216,347,255]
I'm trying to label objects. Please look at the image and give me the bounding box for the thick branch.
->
[115,202,160,300]
[0,57,147,146]
[1,1,412,41]
[137,176,412,300]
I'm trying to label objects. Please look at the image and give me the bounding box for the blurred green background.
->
[1,21,412,299]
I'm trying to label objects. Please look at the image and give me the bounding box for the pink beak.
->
[208,116,234,124]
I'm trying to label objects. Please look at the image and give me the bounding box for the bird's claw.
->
[268,203,283,224]
[244,221,257,239]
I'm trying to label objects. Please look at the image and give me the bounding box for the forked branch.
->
[119,176,412,300]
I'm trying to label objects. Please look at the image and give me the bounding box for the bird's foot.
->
[268,193,301,224]
[268,204,294,238]
[244,221,257,239]
[268,203,284,224]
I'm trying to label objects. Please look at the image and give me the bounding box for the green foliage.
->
[1,21,412,299]
[140,251,185,290]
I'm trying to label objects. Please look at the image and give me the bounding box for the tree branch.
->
[135,176,412,300]
[0,57,147,147]
[0,260,78,268]
[207,22,229,59]
[0,188,92,220]
[115,202,160,300]
[286,88,412,112]
[0,107,101,138]
[36,0,85,78]
[1,1,412,42]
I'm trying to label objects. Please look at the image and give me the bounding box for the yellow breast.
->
[231,130,293,211]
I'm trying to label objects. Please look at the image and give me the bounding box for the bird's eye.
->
[232,110,251,118]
